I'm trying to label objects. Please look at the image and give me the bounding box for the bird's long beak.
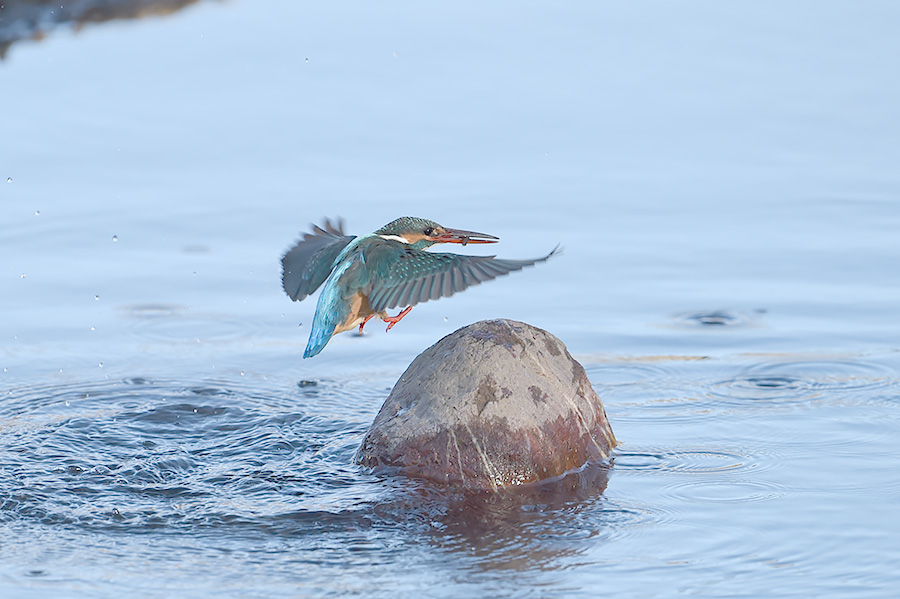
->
[434,227,499,246]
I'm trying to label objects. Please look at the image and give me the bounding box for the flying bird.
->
[282,216,557,358]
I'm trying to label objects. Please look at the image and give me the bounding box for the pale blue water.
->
[2,1,900,597]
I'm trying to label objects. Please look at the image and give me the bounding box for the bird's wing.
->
[282,218,356,301]
[365,242,559,313]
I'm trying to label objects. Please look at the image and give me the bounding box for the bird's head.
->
[375,217,499,249]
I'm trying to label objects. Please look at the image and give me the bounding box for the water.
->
[2,1,900,597]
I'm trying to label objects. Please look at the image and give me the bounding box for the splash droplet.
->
[34,210,40,216]
[90,326,95,331]
[6,177,11,183]
[112,235,118,242]
[20,273,26,279]
[98,362,103,368]
[93,295,100,301]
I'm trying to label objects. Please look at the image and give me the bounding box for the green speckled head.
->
[375,216,499,250]
[375,217,445,249]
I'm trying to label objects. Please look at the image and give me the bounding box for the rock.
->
[356,319,616,491]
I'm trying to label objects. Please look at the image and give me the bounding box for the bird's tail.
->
[303,313,337,359]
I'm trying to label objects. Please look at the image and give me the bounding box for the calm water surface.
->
[2,1,900,597]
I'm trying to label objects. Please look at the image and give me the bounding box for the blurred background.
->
[3,0,898,379]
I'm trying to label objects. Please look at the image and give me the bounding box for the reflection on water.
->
[1,353,898,596]
[0,375,631,589]
[672,309,757,328]
[0,0,209,58]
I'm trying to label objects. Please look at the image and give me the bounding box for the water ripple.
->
[585,359,697,387]
[0,376,384,534]
[661,478,787,503]
[614,447,757,475]
[0,373,635,556]
[708,359,899,406]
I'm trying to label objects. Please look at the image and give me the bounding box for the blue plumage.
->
[281,217,556,358]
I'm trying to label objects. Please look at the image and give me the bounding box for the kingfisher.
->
[282,216,557,358]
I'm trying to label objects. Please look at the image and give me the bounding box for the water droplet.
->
[90,326,95,331]
[93,295,100,301]
[34,210,40,216]
[443,317,448,322]
[192,271,197,276]
[112,235,118,242]
[65,400,70,406]
[6,177,11,183]
[20,273,26,279]
[305,57,309,62]
[240,371,245,376]
[98,362,103,368]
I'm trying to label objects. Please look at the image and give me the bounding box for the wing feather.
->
[441,271,453,298]
[281,218,355,302]
[410,278,425,305]
[366,243,559,313]
[429,273,442,301]
[387,284,405,310]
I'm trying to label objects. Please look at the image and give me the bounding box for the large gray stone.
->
[356,319,616,490]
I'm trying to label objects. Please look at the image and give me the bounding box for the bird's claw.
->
[383,307,413,332]
[358,314,375,334]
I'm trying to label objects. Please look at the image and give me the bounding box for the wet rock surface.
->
[357,319,616,490]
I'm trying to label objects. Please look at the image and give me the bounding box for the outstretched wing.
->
[282,218,355,301]
[365,242,559,313]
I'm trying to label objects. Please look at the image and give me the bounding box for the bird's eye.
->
[423,227,435,236]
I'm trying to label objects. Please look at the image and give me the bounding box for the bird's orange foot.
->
[383,307,413,332]
[358,314,375,334]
